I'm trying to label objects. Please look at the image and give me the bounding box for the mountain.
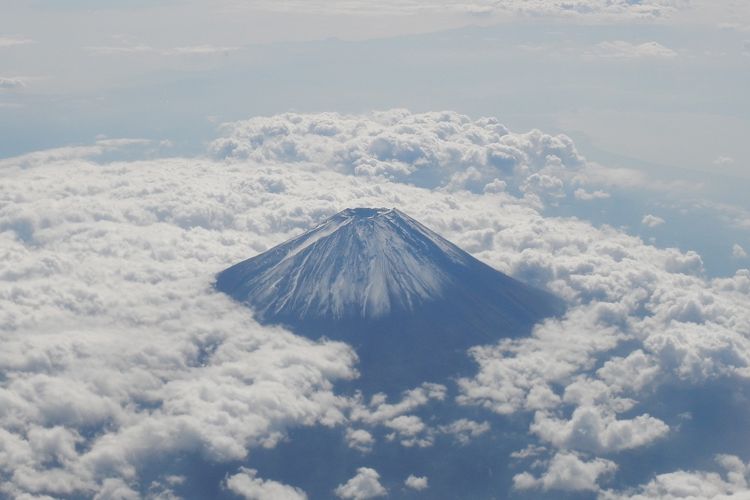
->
[216,207,563,394]
[214,208,566,499]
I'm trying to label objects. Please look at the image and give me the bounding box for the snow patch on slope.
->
[218,208,472,320]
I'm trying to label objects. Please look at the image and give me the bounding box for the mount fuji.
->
[216,207,563,394]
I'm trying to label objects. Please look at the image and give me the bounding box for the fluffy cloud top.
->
[642,214,666,227]
[345,428,375,453]
[601,455,750,500]
[334,468,387,499]
[405,474,429,490]
[210,109,585,199]
[734,244,748,259]
[514,452,617,492]
[224,468,307,500]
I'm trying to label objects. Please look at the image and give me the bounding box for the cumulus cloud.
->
[574,188,611,200]
[733,244,748,259]
[404,475,428,490]
[457,203,750,456]
[642,214,666,227]
[209,109,586,200]
[224,468,307,500]
[713,156,735,167]
[349,383,446,448]
[590,41,678,59]
[345,428,375,453]
[334,468,386,499]
[530,407,669,453]
[2,108,750,497]
[438,419,490,445]
[513,452,617,492]
[601,455,750,499]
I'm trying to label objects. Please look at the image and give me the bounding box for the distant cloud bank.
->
[246,0,685,19]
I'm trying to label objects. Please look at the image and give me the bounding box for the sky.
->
[2,1,750,499]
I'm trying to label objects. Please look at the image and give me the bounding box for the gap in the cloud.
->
[549,191,750,279]
[607,379,750,491]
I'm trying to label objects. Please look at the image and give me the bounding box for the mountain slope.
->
[216,208,564,393]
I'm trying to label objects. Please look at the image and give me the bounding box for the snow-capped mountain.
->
[217,208,466,320]
[216,208,563,393]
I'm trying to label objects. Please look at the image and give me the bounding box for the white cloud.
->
[0,156,362,496]
[345,428,375,453]
[601,455,750,499]
[404,475,428,491]
[590,41,678,59]
[438,419,490,445]
[85,44,155,55]
[0,137,152,170]
[714,156,736,167]
[0,77,27,90]
[208,110,694,207]
[642,214,666,227]
[224,468,308,500]
[733,244,748,259]
[530,407,669,453]
[334,468,387,499]
[209,110,586,199]
[244,0,685,19]
[93,478,140,500]
[86,44,238,56]
[574,187,611,200]
[349,384,445,448]
[513,452,617,492]
[350,384,446,427]
[0,35,34,48]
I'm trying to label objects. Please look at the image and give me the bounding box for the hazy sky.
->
[2,0,749,179]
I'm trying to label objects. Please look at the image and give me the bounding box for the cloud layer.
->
[246,0,686,19]
[2,109,749,497]
[210,109,587,203]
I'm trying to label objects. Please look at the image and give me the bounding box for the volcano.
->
[216,208,563,393]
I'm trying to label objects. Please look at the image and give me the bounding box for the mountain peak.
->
[216,207,469,321]
[216,207,563,392]
[216,206,560,322]
[337,207,394,218]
